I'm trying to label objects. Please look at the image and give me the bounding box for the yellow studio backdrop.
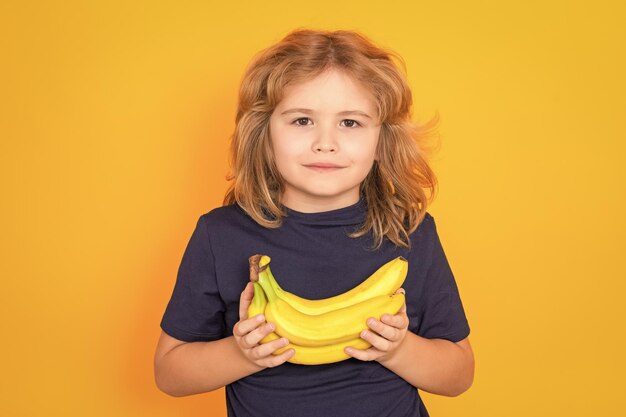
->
[1,0,624,415]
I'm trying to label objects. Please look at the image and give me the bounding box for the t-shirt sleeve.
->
[160,214,226,342]
[415,215,471,343]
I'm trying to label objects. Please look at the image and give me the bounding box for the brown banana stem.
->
[248,254,268,282]
[248,254,261,282]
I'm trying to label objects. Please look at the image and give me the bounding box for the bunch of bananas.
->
[247,254,408,365]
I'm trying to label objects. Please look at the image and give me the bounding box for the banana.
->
[263,255,408,315]
[249,254,405,348]
[248,282,266,318]
[247,282,274,344]
[247,282,371,365]
[265,292,405,347]
[265,331,372,365]
[246,254,407,364]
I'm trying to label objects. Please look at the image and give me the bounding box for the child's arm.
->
[154,282,294,397]
[378,333,474,397]
[154,331,272,396]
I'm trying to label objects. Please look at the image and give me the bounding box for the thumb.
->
[239,282,254,319]
[396,287,407,313]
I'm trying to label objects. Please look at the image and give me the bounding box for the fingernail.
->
[256,314,265,322]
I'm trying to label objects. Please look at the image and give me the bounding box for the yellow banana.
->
[265,292,405,347]
[248,282,266,318]
[247,254,406,363]
[247,282,371,365]
[249,255,405,347]
[247,282,275,344]
[265,331,372,365]
[264,255,408,315]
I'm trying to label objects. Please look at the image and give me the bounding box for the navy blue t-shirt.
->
[160,195,471,417]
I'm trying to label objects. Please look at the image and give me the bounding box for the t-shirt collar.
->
[281,194,367,226]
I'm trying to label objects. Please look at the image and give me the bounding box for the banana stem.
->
[248,254,262,282]
[248,254,277,303]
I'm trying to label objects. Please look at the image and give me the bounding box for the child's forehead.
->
[278,70,377,104]
[285,67,363,89]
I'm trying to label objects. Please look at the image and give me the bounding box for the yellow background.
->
[1,0,624,415]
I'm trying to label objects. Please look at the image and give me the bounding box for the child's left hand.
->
[344,288,409,363]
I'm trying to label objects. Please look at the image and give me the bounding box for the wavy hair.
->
[223,28,441,251]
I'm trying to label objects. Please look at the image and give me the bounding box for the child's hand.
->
[233,282,294,368]
[344,288,409,363]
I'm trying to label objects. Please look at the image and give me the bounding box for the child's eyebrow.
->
[280,108,372,119]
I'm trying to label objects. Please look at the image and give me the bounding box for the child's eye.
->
[341,119,361,128]
[291,118,361,128]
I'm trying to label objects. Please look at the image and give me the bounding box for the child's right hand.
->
[233,282,295,369]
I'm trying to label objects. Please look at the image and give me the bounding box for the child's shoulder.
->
[417,211,436,232]
[408,211,438,244]
[197,201,250,230]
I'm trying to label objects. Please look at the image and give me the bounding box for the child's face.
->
[269,68,381,212]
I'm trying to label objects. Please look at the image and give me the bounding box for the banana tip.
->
[248,254,271,282]
[260,255,271,267]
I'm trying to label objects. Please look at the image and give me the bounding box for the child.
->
[154,28,474,417]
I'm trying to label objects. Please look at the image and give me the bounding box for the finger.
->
[360,327,393,352]
[365,319,400,343]
[381,311,408,329]
[253,336,290,359]
[370,315,404,334]
[239,282,254,320]
[264,347,295,368]
[395,287,407,314]
[233,313,265,338]
[399,300,407,314]
[344,345,376,361]
[242,321,275,348]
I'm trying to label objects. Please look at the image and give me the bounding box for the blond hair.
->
[223,28,441,251]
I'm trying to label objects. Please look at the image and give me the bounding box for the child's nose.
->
[314,142,337,152]
[312,128,338,153]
